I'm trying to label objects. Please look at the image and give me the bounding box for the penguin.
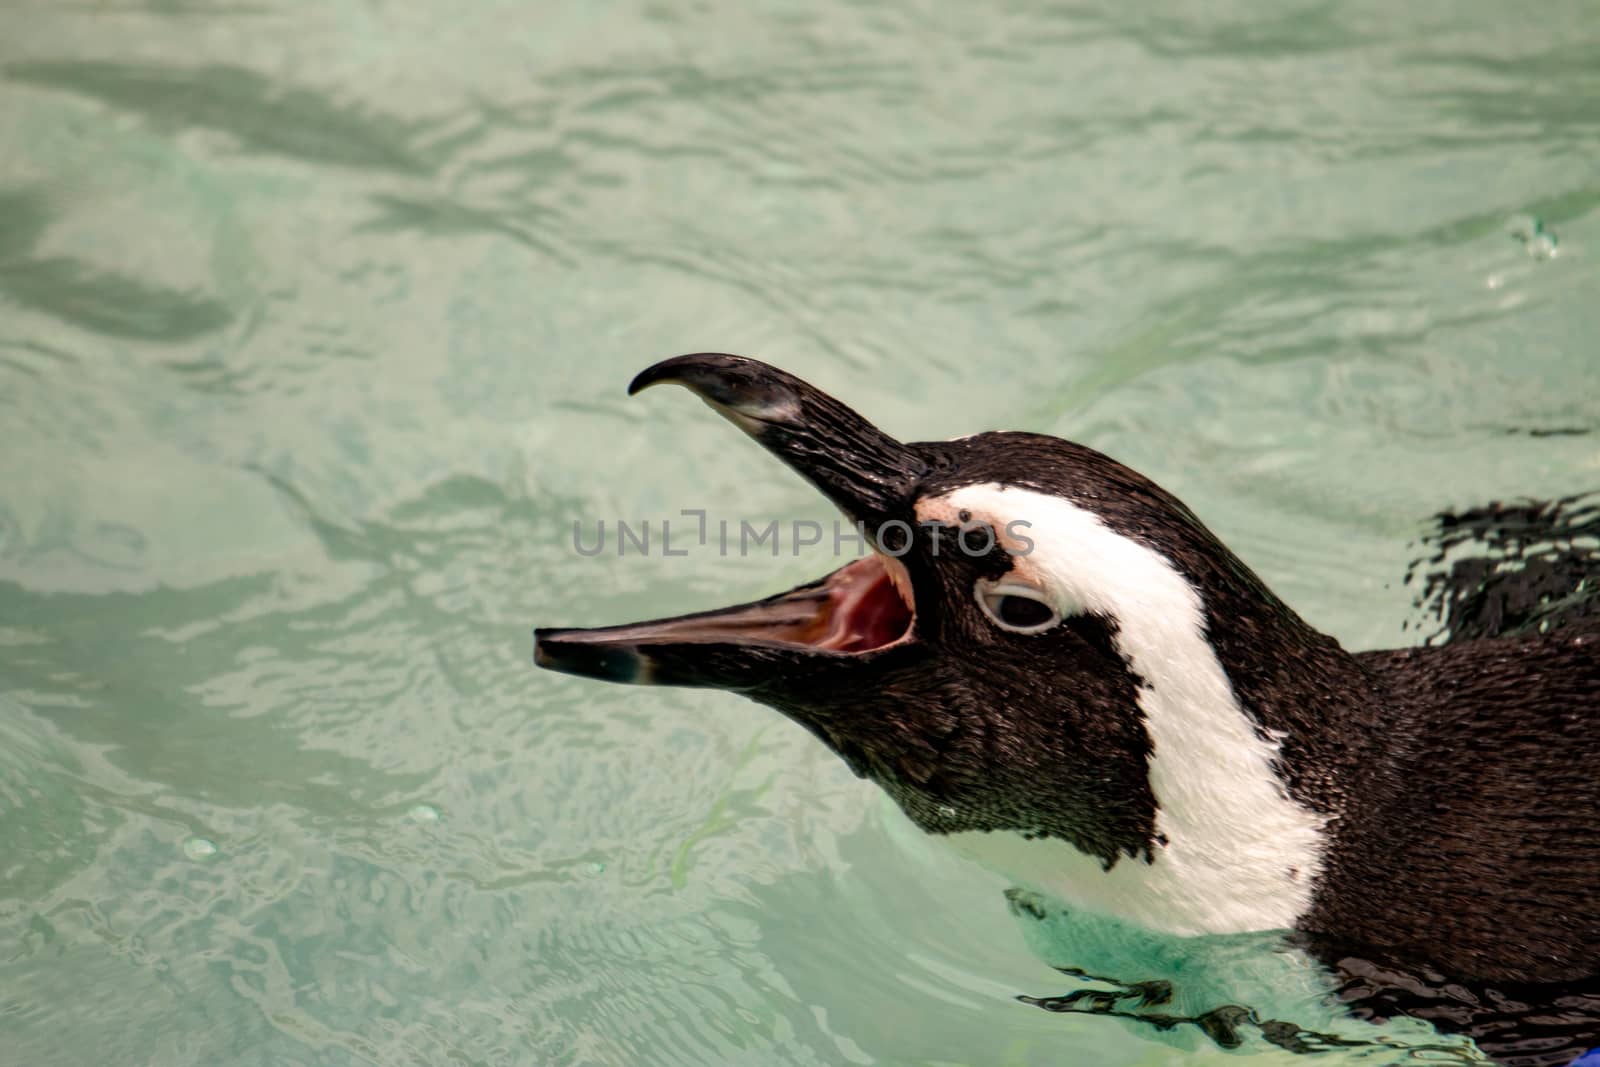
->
[535,353,1600,1063]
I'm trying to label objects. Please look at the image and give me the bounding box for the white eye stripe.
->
[933,481,1327,935]
[976,580,1062,634]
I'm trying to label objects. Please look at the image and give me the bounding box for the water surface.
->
[2,2,1597,1064]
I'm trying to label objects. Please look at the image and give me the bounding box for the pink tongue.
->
[834,590,909,652]
[820,560,912,652]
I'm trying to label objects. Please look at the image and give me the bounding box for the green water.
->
[1,2,1597,1064]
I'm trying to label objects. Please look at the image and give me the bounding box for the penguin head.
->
[537,355,1320,870]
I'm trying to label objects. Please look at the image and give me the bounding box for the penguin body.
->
[534,354,1600,1062]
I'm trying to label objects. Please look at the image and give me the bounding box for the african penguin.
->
[534,354,1599,1060]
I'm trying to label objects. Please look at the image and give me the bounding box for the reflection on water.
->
[8,60,436,175]
[1,1,1597,1064]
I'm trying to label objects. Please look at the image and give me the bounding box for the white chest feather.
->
[921,484,1329,936]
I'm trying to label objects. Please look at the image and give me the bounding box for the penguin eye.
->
[976,581,1061,635]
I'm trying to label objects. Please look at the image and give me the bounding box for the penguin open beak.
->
[534,354,925,690]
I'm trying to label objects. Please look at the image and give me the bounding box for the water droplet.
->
[938,804,958,819]
[587,861,607,875]
[182,837,217,860]
[1508,215,1559,260]
[407,803,441,824]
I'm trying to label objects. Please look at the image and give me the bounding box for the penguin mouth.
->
[766,551,915,654]
[534,353,926,689]
[533,552,915,686]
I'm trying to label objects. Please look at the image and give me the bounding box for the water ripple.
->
[1,2,1597,1064]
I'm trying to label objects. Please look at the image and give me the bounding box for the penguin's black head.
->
[536,355,1308,868]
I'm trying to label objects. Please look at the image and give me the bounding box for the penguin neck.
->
[932,482,1392,934]
[1173,536,1403,826]
[1095,556,1348,933]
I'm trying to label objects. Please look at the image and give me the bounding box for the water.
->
[1,2,1597,1064]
